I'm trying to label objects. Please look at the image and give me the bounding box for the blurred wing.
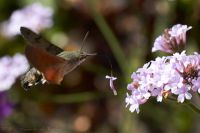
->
[25,45,66,84]
[20,27,63,55]
[61,57,87,76]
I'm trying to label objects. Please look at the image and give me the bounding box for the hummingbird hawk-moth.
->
[20,27,96,90]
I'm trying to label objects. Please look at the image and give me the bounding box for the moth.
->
[20,27,96,90]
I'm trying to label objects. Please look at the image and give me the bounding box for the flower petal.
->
[105,75,117,95]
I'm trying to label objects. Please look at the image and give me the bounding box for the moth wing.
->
[62,61,81,75]
[61,57,87,76]
[20,27,63,55]
[43,60,83,84]
[25,45,66,84]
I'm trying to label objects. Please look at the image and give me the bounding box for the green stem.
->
[198,93,200,98]
[86,1,136,133]
[167,97,200,114]
[186,102,200,114]
[86,0,127,75]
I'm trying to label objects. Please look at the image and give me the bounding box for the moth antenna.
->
[80,31,90,52]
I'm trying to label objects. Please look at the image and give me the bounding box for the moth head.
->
[79,51,96,61]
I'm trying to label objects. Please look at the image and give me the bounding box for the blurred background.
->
[0,0,200,133]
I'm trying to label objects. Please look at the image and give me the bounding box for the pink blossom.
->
[0,54,29,91]
[152,24,192,54]
[126,51,200,113]
[1,2,53,37]
[105,75,117,95]
[0,92,14,122]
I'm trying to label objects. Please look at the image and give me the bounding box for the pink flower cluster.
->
[126,24,197,113]
[152,24,192,53]
[1,2,53,37]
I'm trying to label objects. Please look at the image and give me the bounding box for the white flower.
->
[0,54,29,91]
[1,2,53,37]
[192,77,200,93]
[152,24,192,54]
[151,88,163,102]
[173,86,192,103]
[125,93,140,113]
[105,75,117,95]
[169,24,192,41]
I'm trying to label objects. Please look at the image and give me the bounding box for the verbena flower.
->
[1,2,53,37]
[105,75,117,95]
[152,24,192,54]
[126,51,200,113]
[0,54,29,91]
[0,92,13,122]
